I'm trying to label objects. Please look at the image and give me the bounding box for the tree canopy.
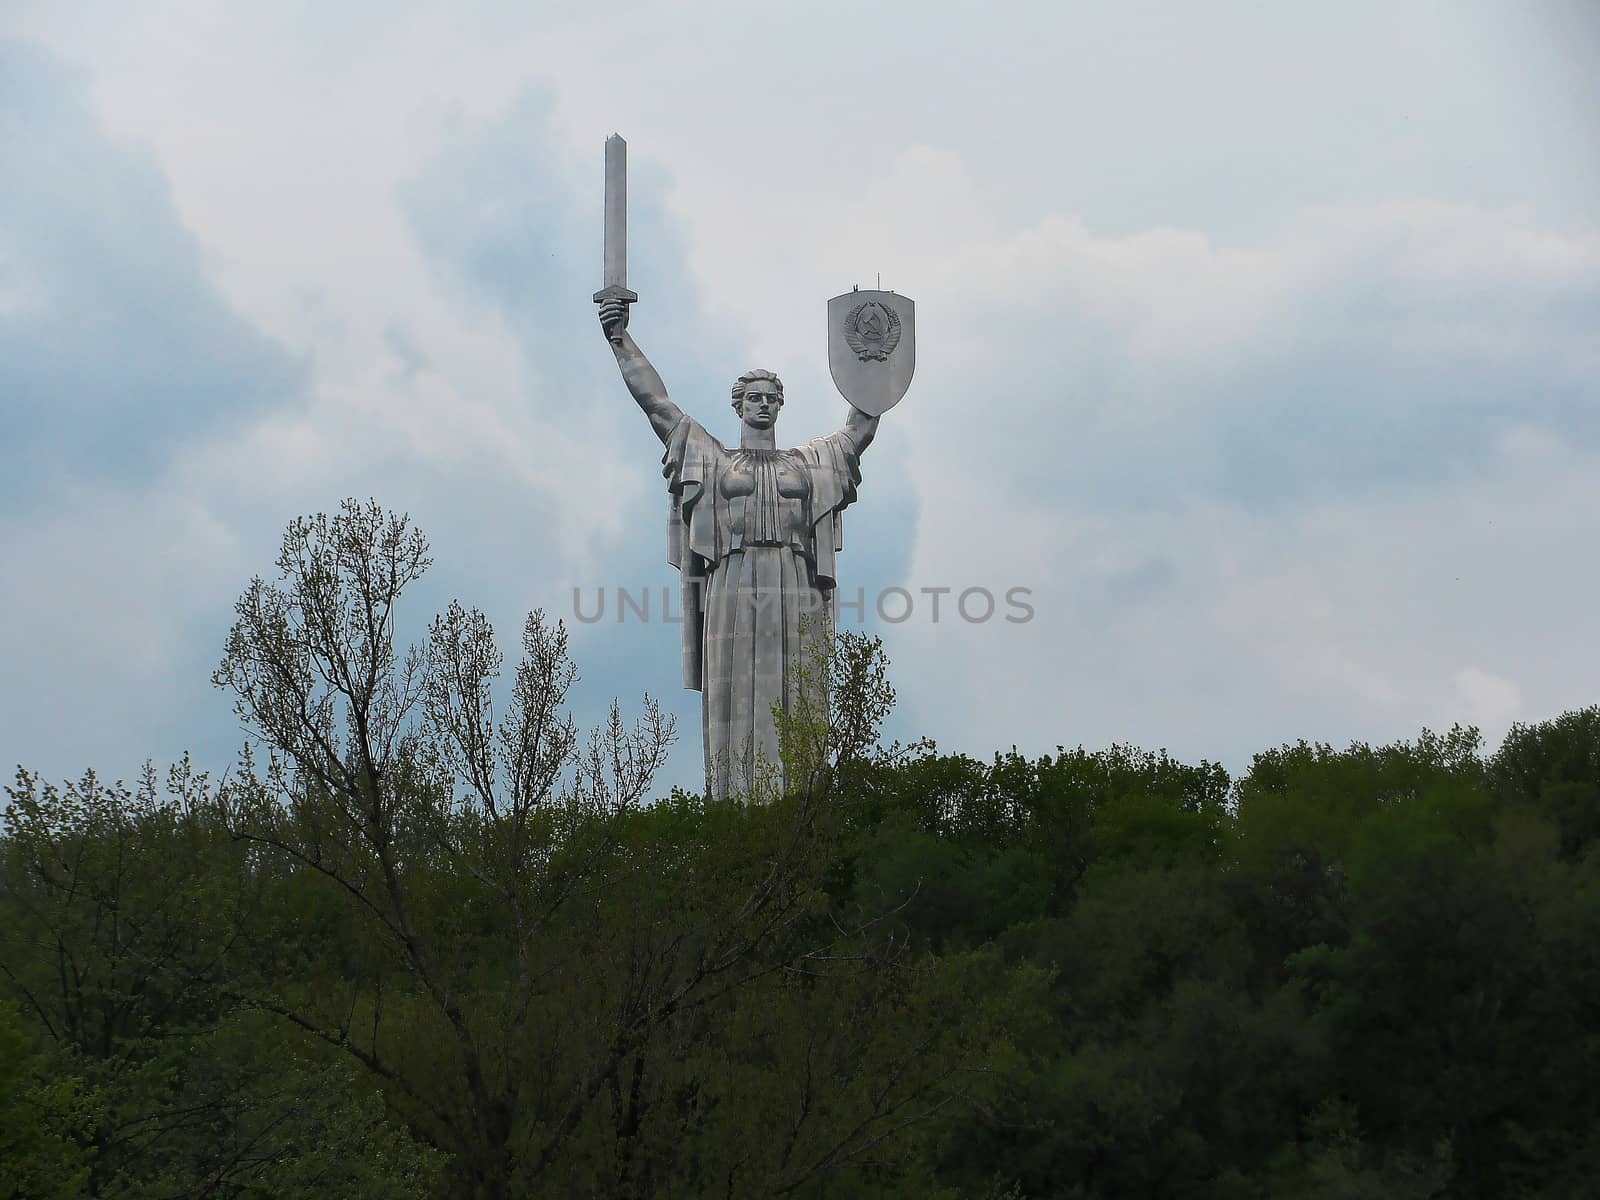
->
[3,502,1595,1198]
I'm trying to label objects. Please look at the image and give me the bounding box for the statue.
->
[594,136,913,800]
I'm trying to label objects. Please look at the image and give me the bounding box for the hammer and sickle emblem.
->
[843,301,902,362]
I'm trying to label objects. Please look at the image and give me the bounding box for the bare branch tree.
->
[210,500,680,1197]
[202,499,954,1198]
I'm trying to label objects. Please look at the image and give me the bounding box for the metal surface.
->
[595,141,913,799]
[593,134,638,343]
[604,134,627,290]
[826,289,915,416]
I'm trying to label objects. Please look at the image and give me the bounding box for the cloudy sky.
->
[3,0,1597,796]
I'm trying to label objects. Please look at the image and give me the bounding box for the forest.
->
[3,502,1596,1199]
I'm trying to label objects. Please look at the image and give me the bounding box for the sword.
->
[592,133,638,345]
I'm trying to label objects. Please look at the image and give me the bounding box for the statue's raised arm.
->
[599,298,683,444]
[841,405,880,456]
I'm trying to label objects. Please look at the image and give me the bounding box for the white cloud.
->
[889,439,1599,769]
[1449,668,1524,744]
[1,2,1597,789]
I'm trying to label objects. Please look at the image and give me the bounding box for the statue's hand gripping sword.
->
[592,133,638,344]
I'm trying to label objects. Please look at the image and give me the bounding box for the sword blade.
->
[603,134,627,291]
[594,134,637,337]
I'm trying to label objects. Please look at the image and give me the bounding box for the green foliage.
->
[4,503,1596,1197]
[6,713,1595,1197]
[0,999,99,1199]
[1490,706,1600,859]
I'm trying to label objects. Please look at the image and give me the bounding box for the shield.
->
[827,290,915,415]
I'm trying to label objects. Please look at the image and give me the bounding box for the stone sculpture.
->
[595,136,913,798]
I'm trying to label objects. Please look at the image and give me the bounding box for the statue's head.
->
[731,369,783,431]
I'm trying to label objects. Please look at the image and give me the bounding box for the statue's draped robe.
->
[662,415,863,799]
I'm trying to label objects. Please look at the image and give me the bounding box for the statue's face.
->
[739,380,783,430]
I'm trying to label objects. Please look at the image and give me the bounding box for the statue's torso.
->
[718,448,812,545]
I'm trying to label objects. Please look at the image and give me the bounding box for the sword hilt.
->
[593,285,638,346]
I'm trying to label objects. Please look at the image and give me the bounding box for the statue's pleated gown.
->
[661,418,864,800]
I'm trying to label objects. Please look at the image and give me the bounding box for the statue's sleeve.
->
[797,430,863,592]
[661,415,726,690]
[662,414,726,569]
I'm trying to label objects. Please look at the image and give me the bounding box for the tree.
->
[0,998,98,1200]
[209,498,993,1198]
[1490,706,1600,860]
[0,756,443,1198]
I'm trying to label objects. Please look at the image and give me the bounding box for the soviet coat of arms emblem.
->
[828,289,915,416]
[844,300,901,361]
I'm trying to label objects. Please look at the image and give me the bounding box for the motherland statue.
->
[595,136,914,800]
